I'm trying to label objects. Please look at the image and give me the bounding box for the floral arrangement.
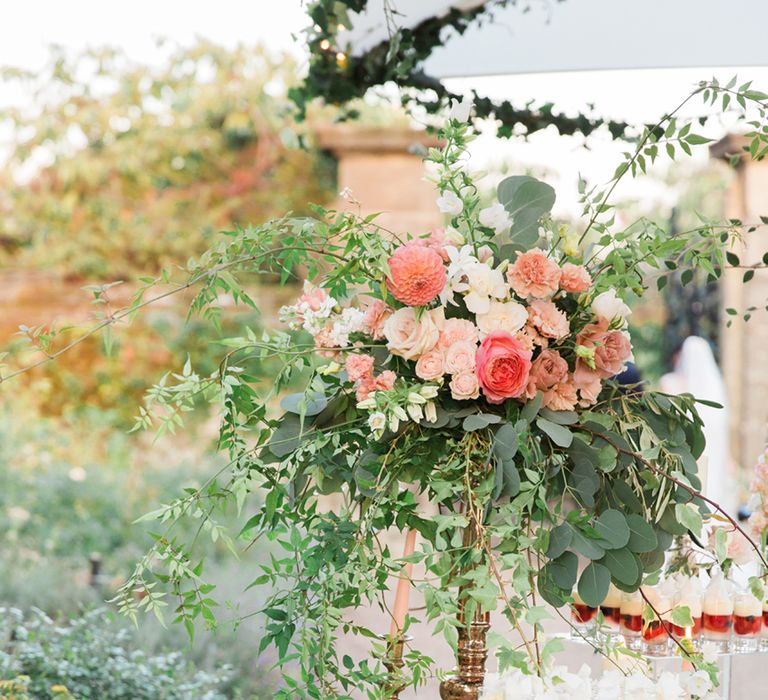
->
[105,84,768,699]
[481,665,718,700]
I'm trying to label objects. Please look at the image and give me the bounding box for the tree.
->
[0,41,334,280]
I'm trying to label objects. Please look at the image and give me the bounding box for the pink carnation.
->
[526,349,568,398]
[444,340,477,374]
[298,285,330,312]
[507,249,561,299]
[425,228,450,261]
[475,331,532,404]
[355,377,376,402]
[543,381,579,411]
[528,300,569,340]
[438,318,479,348]
[346,354,375,382]
[386,244,446,307]
[577,320,632,378]
[559,263,592,294]
[362,299,392,340]
[374,370,396,391]
[415,349,445,381]
[314,325,340,359]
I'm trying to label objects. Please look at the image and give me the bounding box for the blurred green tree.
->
[0,41,334,280]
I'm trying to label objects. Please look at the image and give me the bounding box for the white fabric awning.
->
[340,0,768,78]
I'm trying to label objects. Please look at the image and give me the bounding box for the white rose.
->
[383,307,445,361]
[448,95,472,122]
[437,190,463,215]
[460,262,509,315]
[476,300,528,338]
[479,202,513,234]
[591,289,631,324]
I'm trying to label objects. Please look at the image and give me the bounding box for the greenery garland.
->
[292,0,633,139]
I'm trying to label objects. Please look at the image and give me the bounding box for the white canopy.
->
[340,0,768,77]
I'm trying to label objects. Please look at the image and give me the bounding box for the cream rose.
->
[415,348,445,380]
[592,289,631,324]
[383,307,445,361]
[450,370,480,400]
[476,300,528,338]
[444,340,477,374]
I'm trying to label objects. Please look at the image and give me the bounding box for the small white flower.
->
[448,95,472,122]
[392,405,408,422]
[424,401,438,423]
[357,397,377,410]
[444,226,464,245]
[461,262,509,315]
[591,289,631,324]
[317,361,341,376]
[478,202,513,234]
[437,190,463,216]
[339,186,353,200]
[388,415,400,432]
[68,466,87,482]
[407,392,427,405]
[420,384,439,399]
[681,670,712,698]
[368,412,386,435]
[407,403,423,421]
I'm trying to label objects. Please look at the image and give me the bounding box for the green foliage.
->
[0,608,233,700]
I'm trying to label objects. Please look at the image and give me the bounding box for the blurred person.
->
[660,336,736,516]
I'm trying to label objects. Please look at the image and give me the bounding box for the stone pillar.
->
[315,124,442,235]
[711,135,768,469]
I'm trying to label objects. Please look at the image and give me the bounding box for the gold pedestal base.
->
[383,637,407,699]
[439,613,490,699]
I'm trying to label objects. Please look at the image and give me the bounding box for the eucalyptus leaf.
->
[577,562,611,608]
[593,510,630,550]
[548,551,578,590]
[280,391,328,417]
[497,175,556,247]
[626,514,658,553]
[536,417,573,448]
[520,392,543,423]
[545,523,573,560]
[599,547,640,586]
[571,530,605,560]
[463,413,503,431]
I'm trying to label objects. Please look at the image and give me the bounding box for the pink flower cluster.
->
[346,353,396,402]
[284,236,632,415]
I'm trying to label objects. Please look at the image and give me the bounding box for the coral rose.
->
[507,249,561,299]
[415,349,445,381]
[362,299,392,340]
[475,331,532,404]
[559,263,592,294]
[528,300,569,340]
[384,307,444,361]
[438,318,479,348]
[444,340,477,374]
[527,349,569,396]
[386,244,446,306]
[577,321,632,378]
[476,300,528,339]
[450,370,480,400]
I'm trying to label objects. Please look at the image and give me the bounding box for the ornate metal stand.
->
[440,514,491,700]
[439,603,491,699]
[383,636,407,699]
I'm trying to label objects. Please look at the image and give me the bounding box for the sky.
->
[1,0,766,216]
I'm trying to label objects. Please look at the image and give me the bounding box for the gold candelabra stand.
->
[439,602,490,699]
